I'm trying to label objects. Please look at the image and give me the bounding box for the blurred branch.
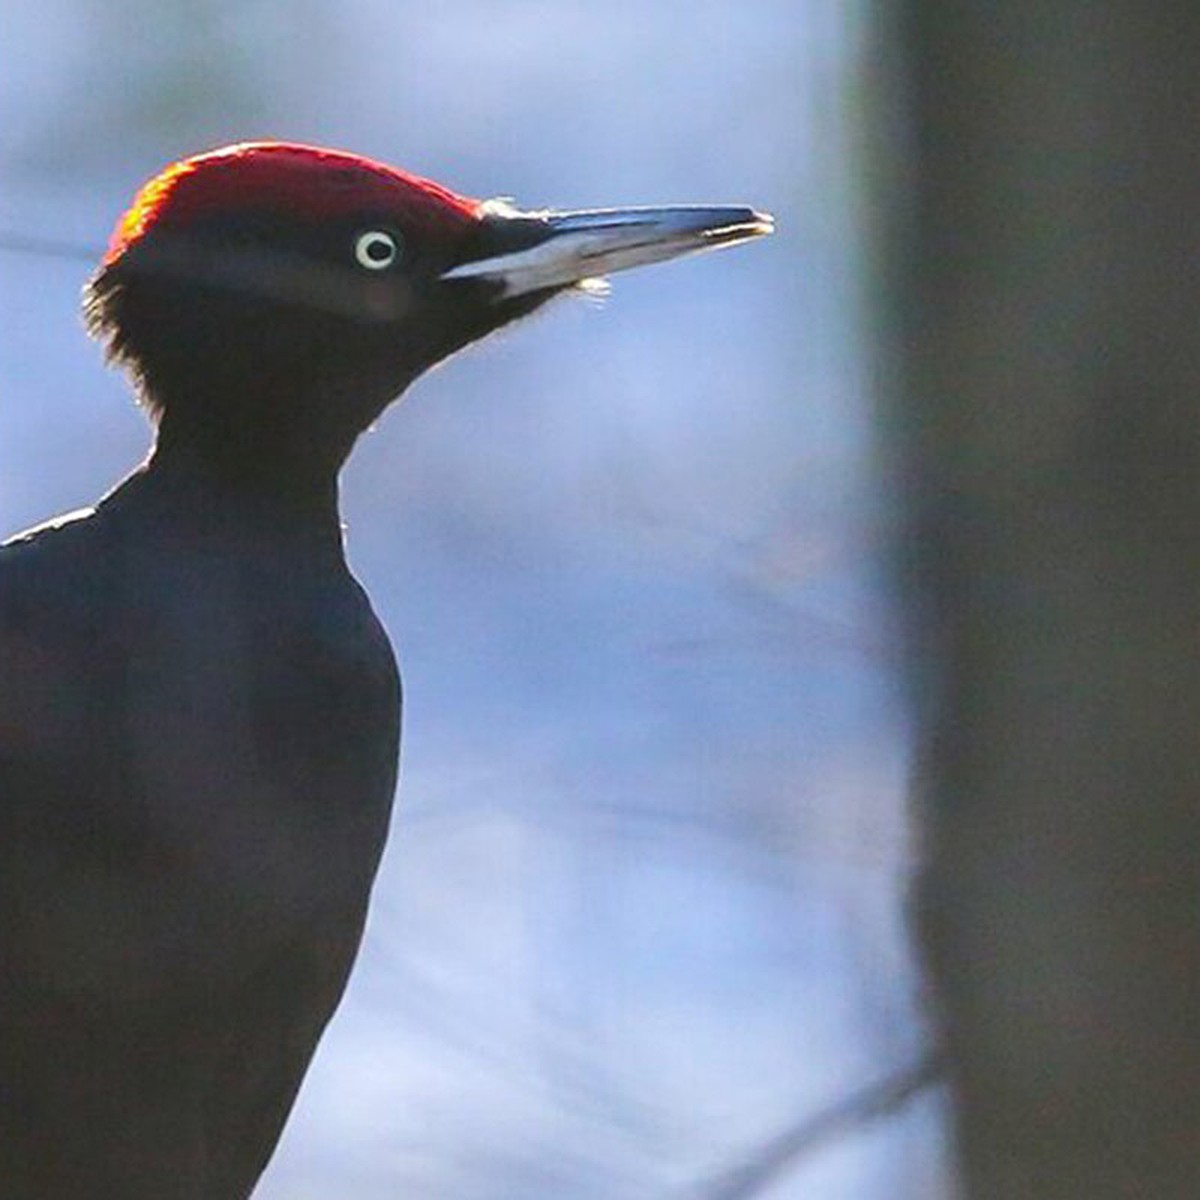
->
[678,1052,944,1200]
[0,231,99,262]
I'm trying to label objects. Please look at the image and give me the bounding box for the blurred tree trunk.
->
[885,5,1200,1197]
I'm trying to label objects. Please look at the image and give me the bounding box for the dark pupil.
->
[367,238,392,262]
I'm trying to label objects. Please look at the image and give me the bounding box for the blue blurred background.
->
[0,3,946,1196]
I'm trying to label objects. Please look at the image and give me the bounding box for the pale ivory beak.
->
[441,205,774,298]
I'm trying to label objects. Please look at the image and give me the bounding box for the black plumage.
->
[0,141,770,1197]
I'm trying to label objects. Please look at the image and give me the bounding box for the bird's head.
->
[86,141,772,474]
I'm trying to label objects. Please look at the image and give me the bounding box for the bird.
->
[0,141,771,1199]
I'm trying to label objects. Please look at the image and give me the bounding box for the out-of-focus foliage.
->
[0,3,944,1197]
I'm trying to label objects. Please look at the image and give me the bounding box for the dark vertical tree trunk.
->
[885,5,1200,1197]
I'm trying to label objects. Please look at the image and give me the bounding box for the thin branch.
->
[678,1051,946,1200]
[0,231,100,263]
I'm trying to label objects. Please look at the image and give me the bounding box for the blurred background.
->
[0,3,945,1196]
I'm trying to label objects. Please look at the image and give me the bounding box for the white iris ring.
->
[355,230,400,270]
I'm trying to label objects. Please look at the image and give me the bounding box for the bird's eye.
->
[354,230,401,271]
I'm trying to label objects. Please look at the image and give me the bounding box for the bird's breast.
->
[4,540,401,1008]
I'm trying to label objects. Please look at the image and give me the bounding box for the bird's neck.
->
[127,418,347,560]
